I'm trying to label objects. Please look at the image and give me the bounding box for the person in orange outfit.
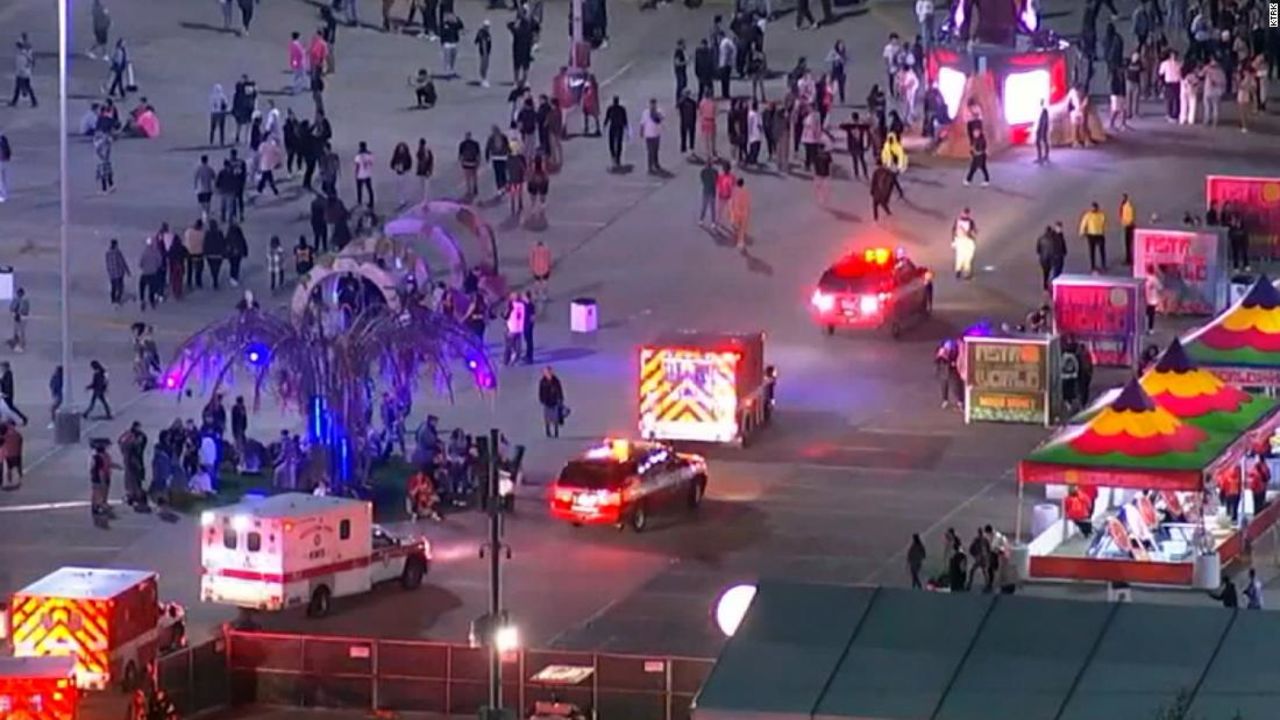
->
[1220,464,1243,523]
[1248,455,1270,518]
[1065,486,1093,537]
[727,178,751,251]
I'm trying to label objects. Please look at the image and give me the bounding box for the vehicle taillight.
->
[811,290,835,313]
[599,491,622,507]
[553,487,574,503]
[859,294,880,315]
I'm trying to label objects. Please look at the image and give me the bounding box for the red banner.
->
[1205,175,1280,260]
[1051,277,1144,368]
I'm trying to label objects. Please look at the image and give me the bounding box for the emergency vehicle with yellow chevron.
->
[638,331,776,446]
[8,567,160,692]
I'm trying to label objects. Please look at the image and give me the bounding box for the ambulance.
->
[0,656,79,720]
[638,331,777,446]
[8,568,162,692]
[200,493,431,618]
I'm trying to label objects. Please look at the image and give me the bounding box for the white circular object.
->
[715,584,758,637]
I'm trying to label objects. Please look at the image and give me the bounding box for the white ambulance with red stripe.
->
[200,493,430,617]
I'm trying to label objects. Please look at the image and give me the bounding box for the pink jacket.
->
[308,37,329,71]
[288,40,305,71]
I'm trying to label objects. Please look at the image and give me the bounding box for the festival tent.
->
[693,583,1276,720]
[1183,276,1280,387]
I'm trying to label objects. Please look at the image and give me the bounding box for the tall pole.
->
[486,427,503,713]
[58,0,74,418]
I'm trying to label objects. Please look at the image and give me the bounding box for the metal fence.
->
[158,636,232,717]
[225,630,714,720]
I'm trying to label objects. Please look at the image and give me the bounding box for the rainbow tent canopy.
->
[1139,339,1273,432]
[1183,276,1280,371]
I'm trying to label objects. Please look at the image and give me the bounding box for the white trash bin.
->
[570,298,598,333]
[0,266,14,302]
[1031,503,1061,539]
[1192,553,1222,590]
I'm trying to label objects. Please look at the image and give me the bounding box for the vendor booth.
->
[1018,340,1280,587]
[1206,175,1280,262]
[1051,275,1145,370]
[1132,226,1229,315]
[963,334,1061,426]
[1183,276,1280,388]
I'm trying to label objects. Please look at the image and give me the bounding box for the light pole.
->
[56,0,79,444]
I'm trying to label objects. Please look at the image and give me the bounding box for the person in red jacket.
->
[1065,486,1093,537]
[1248,455,1270,518]
[1220,465,1243,523]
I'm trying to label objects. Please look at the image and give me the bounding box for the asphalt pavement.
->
[1,0,1278,667]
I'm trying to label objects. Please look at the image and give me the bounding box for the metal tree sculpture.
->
[165,302,495,490]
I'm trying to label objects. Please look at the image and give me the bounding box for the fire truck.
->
[638,331,777,446]
[8,568,161,692]
[200,493,431,618]
[0,656,78,720]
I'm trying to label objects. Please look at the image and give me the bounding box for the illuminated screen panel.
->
[938,67,967,121]
[1003,69,1050,125]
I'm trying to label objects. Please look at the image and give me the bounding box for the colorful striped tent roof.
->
[1138,339,1273,433]
[1184,276,1280,368]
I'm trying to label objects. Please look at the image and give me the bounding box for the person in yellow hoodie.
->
[1079,201,1107,272]
[879,132,907,200]
[1119,193,1136,265]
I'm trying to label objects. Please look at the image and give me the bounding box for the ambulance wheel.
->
[824,324,835,336]
[121,660,140,693]
[629,503,649,532]
[307,586,332,618]
[401,558,426,589]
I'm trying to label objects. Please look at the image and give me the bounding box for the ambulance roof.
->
[210,492,367,520]
[0,656,78,680]
[645,331,764,353]
[19,567,155,600]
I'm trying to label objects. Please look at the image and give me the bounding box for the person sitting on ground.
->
[123,98,161,138]
[410,69,437,108]
[80,102,102,136]
[406,468,442,520]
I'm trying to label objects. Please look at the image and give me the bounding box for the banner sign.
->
[1051,276,1145,370]
[1133,227,1228,315]
[1205,175,1280,261]
[964,336,1058,426]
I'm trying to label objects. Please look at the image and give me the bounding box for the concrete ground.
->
[2,0,1280,694]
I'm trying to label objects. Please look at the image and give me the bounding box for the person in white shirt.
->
[1179,65,1201,125]
[882,33,902,98]
[1201,57,1225,126]
[354,141,375,208]
[897,66,920,125]
[503,293,526,366]
[1157,50,1182,121]
[915,0,934,49]
[640,98,665,175]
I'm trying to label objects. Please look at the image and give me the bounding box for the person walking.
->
[677,90,697,155]
[0,132,9,202]
[0,421,23,490]
[225,221,247,287]
[106,39,129,99]
[952,208,978,280]
[228,149,248,221]
[11,37,37,107]
[1079,201,1107,271]
[4,288,27,354]
[603,97,629,169]
[907,533,927,588]
[84,360,112,420]
[673,39,689,101]
[215,160,236,223]
[458,131,480,198]
[439,12,464,78]
[137,238,162,310]
[503,293,526,366]
[1158,50,1182,121]
[727,177,752,250]
[640,99,665,174]
[194,155,216,218]
[354,141,375,209]
[526,155,549,221]
[870,158,894,221]
[1035,223,1067,290]
[89,0,112,60]
[528,239,552,300]
[1119,193,1136,265]
[717,34,735,99]
[698,158,718,227]
[812,144,832,206]
[167,232,186,300]
[414,139,434,202]
[48,365,62,428]
[697,93,717,159]
[93,130,115,193]
[880,132,907,200]
[484,126,510,196]
[1033,100,1050,163]
[256,137,282,197]
[475,19,492,87]
[294,235,315,278]
[538,366,565,438]
[308,192,328,254]
[288,32,307,95]
[838,112,868,179]
[105,238,129,304]
[267,236,286,291]
[184,219,205,290]
[0,361,25,422]
[204,219,226,289]
[963,127,990,186]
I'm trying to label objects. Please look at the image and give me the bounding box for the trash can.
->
[54,410,81,445]
[570,298,598,333]
[1031,503,1061,539]
[0,266,14,302]
[1192,552,1221,590]
[1010,544,1031,581]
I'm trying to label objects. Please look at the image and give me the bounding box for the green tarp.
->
[694,581,1280,720]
